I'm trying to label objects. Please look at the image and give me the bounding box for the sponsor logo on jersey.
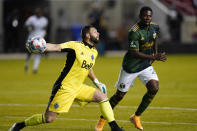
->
[81,60,93,70]
[142,42,154,48]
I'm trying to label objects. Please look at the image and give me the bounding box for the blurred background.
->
[0,0,197,55]
[1,1,197,130]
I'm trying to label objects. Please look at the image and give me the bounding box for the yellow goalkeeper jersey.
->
[53,41,98,92]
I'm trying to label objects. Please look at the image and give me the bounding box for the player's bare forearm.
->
[130,50,155,60]
[130,50,166,62]
[88,69,96,81]
[45,43,61,52]
[153,40,158,54]
[150,40,158,64]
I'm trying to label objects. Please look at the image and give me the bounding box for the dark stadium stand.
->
[160,0,197,16]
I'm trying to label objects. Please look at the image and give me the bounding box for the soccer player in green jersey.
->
[9,25,124,131]
[95,6,166,131]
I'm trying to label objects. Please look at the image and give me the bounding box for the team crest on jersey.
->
[153,32,157,39]
[54,102,59,109]
[81,52,84,55]
[91,55,94,60]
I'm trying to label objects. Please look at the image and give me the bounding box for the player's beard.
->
[90,35,99,44]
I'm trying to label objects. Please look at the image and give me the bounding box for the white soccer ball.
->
[26,36,46,53]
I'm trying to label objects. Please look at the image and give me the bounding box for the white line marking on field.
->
[2,116,197,126]
[0,104,197,111]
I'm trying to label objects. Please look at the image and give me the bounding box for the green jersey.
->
[122,21,160,73]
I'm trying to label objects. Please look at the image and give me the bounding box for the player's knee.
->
[93,90,107,102]
[45,115,56,123]
[45,112,57,123]
[148,84,159,95]
[147,80,159,95]
[114,90,126,101]
[150,86,159,95]
[100,92,108,101]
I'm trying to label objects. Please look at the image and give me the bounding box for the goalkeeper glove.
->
[93,78,107,94]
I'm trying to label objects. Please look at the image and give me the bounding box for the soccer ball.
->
[26,36,46,53]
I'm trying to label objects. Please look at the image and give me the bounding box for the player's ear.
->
[86,33,90,39]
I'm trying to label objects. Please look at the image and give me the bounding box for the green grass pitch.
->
[0,54,197,131]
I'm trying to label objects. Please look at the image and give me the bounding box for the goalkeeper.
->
[9,25,124,131]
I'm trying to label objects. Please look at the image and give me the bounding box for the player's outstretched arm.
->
[45,43,62,52]
[130,50,167,62]
[88,69,107,94]
[130,50,155,60]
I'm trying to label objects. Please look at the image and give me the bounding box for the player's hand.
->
[154,52,167,62]
[93,79,107,94]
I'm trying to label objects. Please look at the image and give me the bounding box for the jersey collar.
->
[83,41,94,49]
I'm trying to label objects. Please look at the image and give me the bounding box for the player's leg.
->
[96,68,137,131]
[130,80,158,130]
[95,90,127,131]
[130,66,159,130]
[33,54,41,73]
[135,80,159,116]
[76,85,124,131]
[109,90,127,109]
[9,111,58,131]
[24,52,31,73]
[93,90,124,131]
[9,86,63,131]
[9,86,75,131]
[110,68,137,109]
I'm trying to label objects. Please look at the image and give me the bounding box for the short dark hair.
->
[81,25,94,41]
[140,6,152,16]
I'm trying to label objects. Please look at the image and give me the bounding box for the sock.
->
[109,94,122,109]
[33,54,41,71]
[135,92,155,116]
[99,99,115,122]
[100,93,123,119]
[25,114,46,126]
[25,54,31,72]
[109,121,121,131]
[13,122,25,130]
